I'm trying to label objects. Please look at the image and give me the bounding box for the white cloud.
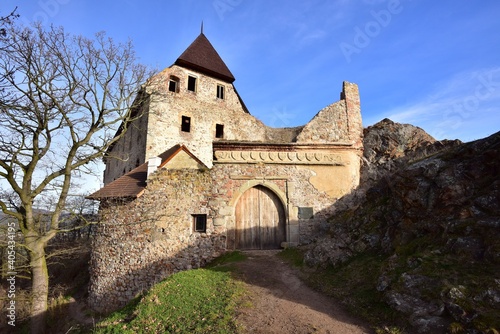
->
[376,67,500,141]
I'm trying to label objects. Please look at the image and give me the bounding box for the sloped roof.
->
[175,33,235,83]
[87,145,206,200]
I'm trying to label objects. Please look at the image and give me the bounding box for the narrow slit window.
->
[187,75,197,92]
[215,124,224,138]
[181,115,191,132]
[193,214,207,233]
[216,84,225,99]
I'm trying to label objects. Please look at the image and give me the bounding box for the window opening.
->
[187,75,197,92]
[168,80,177,92]
[193,214,207,233]
[181,116,191,132]
[168,76,180,93]
[216,84,225,99]
[215,124,224,138]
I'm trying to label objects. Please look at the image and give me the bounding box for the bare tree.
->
[0,7,18,38]
[0,21,154,333]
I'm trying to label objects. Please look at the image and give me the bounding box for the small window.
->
[216,84,225,99]
[168,76,180,93]
[215,124,224,138]
[181,116,191,132]
[193,214,207,233]
[187,75,197,92]
[168,80,177,92]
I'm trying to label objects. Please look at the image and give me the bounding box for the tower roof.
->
[175,33,235,83]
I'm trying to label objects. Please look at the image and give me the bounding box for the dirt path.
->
[233,250,372,334]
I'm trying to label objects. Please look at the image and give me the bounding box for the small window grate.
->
[193,214,207,233]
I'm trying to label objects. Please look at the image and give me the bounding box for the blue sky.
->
[4,0,499,142]
[2,0,500,196]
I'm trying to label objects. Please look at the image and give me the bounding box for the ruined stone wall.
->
[296,81,363,148]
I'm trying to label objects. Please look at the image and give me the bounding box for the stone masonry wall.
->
[88,168,225,313]
[145,65,268,168]
[89,148,361,312]
[296,81,363,147]
[103,96,150,184]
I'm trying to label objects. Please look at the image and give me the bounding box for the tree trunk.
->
[29,243,49,334]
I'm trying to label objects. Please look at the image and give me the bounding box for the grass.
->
[277,247,305,268]
[94,252,246,334]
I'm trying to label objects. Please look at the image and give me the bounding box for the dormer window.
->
[168,76,180,93]
[187,75,197,92]
[216,84,225,99]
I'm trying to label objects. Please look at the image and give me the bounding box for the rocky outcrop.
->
[361,118,461,186]
[305,120,500,333]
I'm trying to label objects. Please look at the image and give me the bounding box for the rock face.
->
[305,119,500,332]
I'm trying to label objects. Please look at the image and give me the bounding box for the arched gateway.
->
[235,185,286,249]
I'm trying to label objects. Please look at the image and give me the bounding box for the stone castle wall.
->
[90,74,364,313]
[89,145,361,312]
[144,65,268,168]
[89,168,225,313]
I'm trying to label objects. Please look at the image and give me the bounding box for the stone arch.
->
[229,181,288,250]
[229,180,288,210]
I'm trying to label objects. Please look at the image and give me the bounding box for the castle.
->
[87,31,363,312]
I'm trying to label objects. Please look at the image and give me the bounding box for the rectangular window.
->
[168,80,177,92]
[215,124,224,138]
[216,84,225,99]
[188,75,197,92]
[193,214,207,233]
[181,115,191,132]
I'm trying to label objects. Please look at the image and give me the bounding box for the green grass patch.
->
[206,250,247,269]
[278,247,305,268]
[94,268,245,333]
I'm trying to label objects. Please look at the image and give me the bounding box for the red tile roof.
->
[175,33,235,83]
[87,145,206,200]
[87,163,148,200]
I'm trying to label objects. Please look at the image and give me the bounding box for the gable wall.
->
[144,65,269,168]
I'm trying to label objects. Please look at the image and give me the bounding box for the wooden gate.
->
[235,185,286,249]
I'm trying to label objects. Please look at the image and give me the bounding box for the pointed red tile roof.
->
[87,145,207,200]
[175,33,235,83]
